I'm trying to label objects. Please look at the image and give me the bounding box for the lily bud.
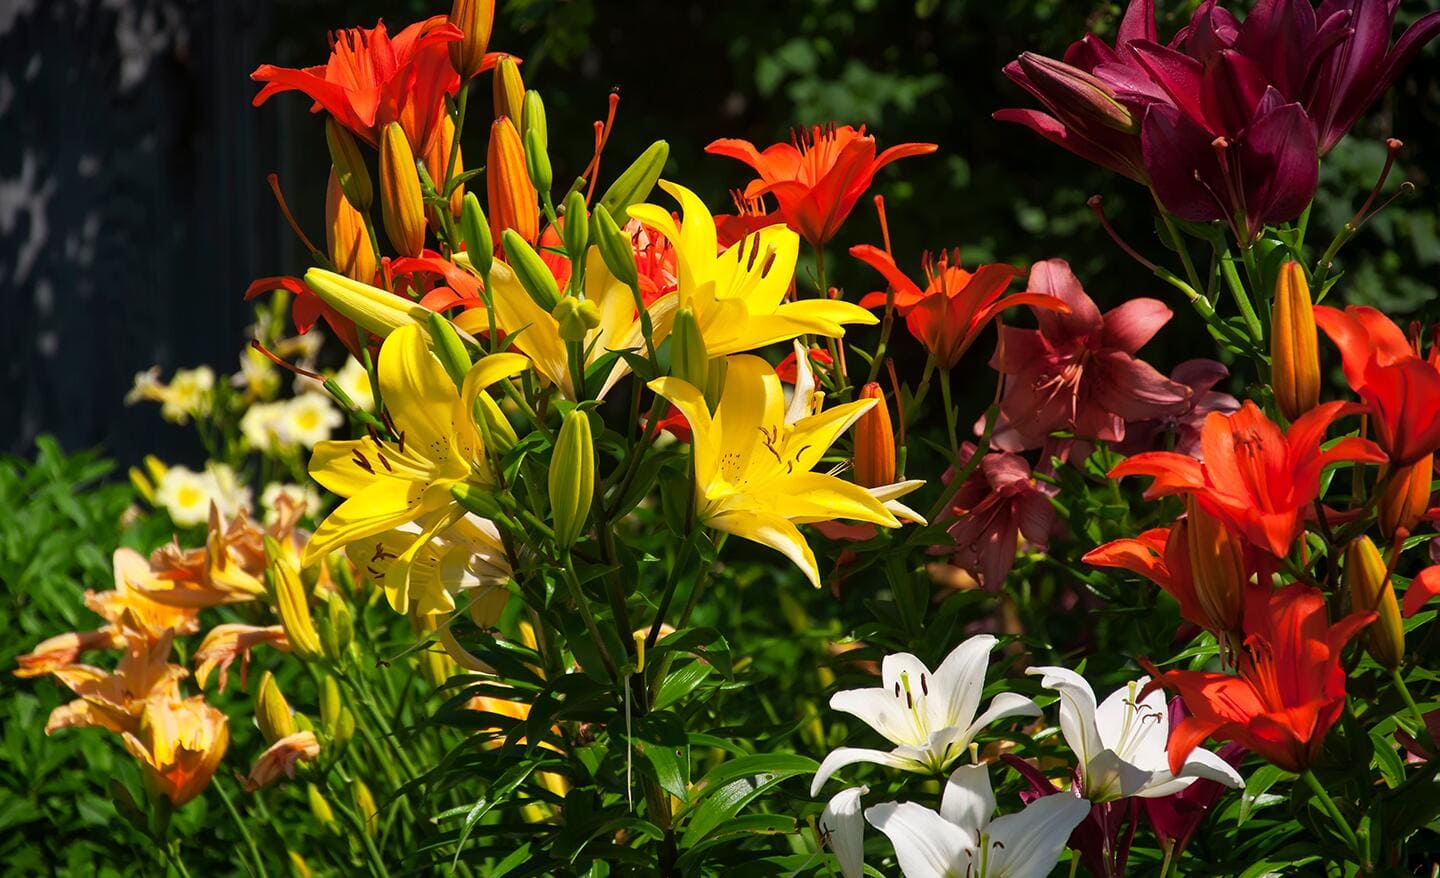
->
[307,783,337,828]
[521,90,547,150]
[553,298,600,342]
[1345,536,1404,669]
[421,115,464,225]
[448,0,495,80]
[267,537,325,663]
[705,357,728,412]
[325,119,372,211]
[1270,261,1320,422]
[305,268,473,345]
[1379,455,1433,541]
[320,675,342,731]
[501,229,559,310]
[379,122,426,257]
[487,117,539,244]
[853,382,896,488]
[1183,497,1245,636]
[353,780,378,837]
[326,169,377,283]
[524,127,552,197]
[1015,52,1137,134]
[476,391,518,454]
[460,192,494,273]
[550,410,596,548]
[427,311,474,388]
[323,594,353,663]
[671,307,708,389]
[452,483,506,519]
[562,190,588,259]
[592,204,638,287]
[492,56,525,123]
[255,671,296,745]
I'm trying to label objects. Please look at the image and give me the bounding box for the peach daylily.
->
[241,731,321,792]
[193,625,291,692]
[123,696,230,807]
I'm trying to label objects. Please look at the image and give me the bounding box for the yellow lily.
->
[649,355,900,586]
[303,324,527,614]
[344,512,512,621]
[473,251,638,399]
[625,181,876,356]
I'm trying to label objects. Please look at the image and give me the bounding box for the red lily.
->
[705,124,936,247]
[851,247,1064,369]
[252,17,504,156]
[989,259,1192,451]
[1150,582,1373,774]
[1315,304,1440,467]
[1110,400,1385,558]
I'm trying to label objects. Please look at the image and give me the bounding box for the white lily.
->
[866,763,1091,878]
[819,786,867,878]
[812,634,1040,795]
[1026,667,1244,802]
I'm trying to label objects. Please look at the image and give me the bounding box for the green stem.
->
[444,84,468,192]
[215,778,269,878]
[1392,667,1431,744]
[1155,202,1204,294]
[1220,250,1266,347]
[561,552,619,681]
[164,839,194,878]
[938,367,959,457]
[1301,769,1363,863]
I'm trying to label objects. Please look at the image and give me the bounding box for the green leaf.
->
[654,661,714,712]
[1238,765,1295,826]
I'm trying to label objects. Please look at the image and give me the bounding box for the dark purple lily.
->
[1004,755,1140,878]
[1140,699,1247,859]
[1115,359,1242,458]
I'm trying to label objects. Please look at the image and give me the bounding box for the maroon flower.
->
[989,259,1191,452]
[1115,359,1241,458]
[1003,755,1139,878]
[1141,699,1247,858]
[940,443,1057,591]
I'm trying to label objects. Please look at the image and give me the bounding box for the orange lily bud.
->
[1270,261,1319,422]
[492,55,525,123]
[326,169,377,282]
[487,117,539,244]
[853,382,896,488]
[1344,536,1403,669]
[448,0,495,80]
[1183,497,1245,636]
[422,115,465,232]
[1379,454,1433,541]
[379,121,426,257]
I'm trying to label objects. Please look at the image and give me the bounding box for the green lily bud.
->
[562,190,589,259]
[255,671,296,745]
[460,192,493,275]
[524,127,552,198]
[323,595,353,663]
[492,55,524,122]
[501,229,559,311]
[549,410,595,549]
[671,307,708,388]
[325,118,372,211]
[592,205,638,287]
[705,356,728,412]
[554,298,601,342]
[521,90,547,151]
[476,391,517,454]
[600,140,669,219]
[452,483,505,519]
[307,784,337,828]
[333,706,355,749]
[427,311,473,388]
[320,675,342,731]
[353,780,378,836]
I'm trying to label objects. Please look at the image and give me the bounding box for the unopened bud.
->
[427,311,474,388]
[854,382,896,488]
[1379,455,1433,541]
[255,671,297,745]
[553,298,600,342]
[320,675,342,731]
[379,122,426,257]
[1345,536,1404,669]
[1183,497,1245,636]
[475,391,517,454]
[421,115,465,226]
[1016,52,1136,134]
[670,307,709,389]
[307,783,336,828]
[353,780,378,836]
[452,483,505,519]
[460,192,494,273]
[562,190,588,259]
[325,118,372,211]
[448,0,495,80]
[487,117,539,244]
[333,706,355,749]
[502,229,559,311]
[323,594,353,662]
[521,90,547,151]
[592,205,638,287]
[326,169,377,283]
[1271,261,1320,422]
[524,127,552,197]
[704,357,728,412]
[549,410,596,548]
[267,537,325,662]
[492,56,525,123]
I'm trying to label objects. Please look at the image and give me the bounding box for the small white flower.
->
[812,634,1041,795]
[125,367,165,405]
[261,482,321,523]
[866,763,1091,878]
[819,787,867,878]
[241,401,290,454]
[333,357,374,411]
[161,366,216,424]
[155,466,216,527]
[1026,667,1244,803]
[277,394,342,449]
[204,463,252,518]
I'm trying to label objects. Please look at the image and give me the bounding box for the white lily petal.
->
[1094,676,1170,772]
[1082,748,1158,802]
[811,747,924,797]
[1133,774,1195,799]
[929,634,999,737]
[821,787,868,878]
[962,692,1043,746]
[940,763,996,837]
[830,687,923,749]
[984,794,1092,878]
[1177,745,1244,789]
[865,802,973,878]
[784,341,818,425]
[1027,666,1103,772]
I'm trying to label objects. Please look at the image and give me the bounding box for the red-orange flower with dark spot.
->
[1110,400,1385,558]
[851,246,1063,370]
[705,124,937,247]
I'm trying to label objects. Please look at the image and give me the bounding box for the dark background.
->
[4,0,1439,467]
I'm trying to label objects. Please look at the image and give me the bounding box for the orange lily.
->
[122,696,230,807]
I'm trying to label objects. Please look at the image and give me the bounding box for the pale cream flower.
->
[332,356,374,411]
[161,367,216,424]
[278,393,342,448]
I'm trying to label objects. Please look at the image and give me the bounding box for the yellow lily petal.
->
[751,472,900,527]
[303,479,431,565]
[486,262,572,395]
[655,180,718,297]
[648,375,719,487]
[707,509,821,588]
[713,355,786,484]
[713,225,798,313]
[457,351,530,460]
[789,397,876,473]
[382,507,465,615]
